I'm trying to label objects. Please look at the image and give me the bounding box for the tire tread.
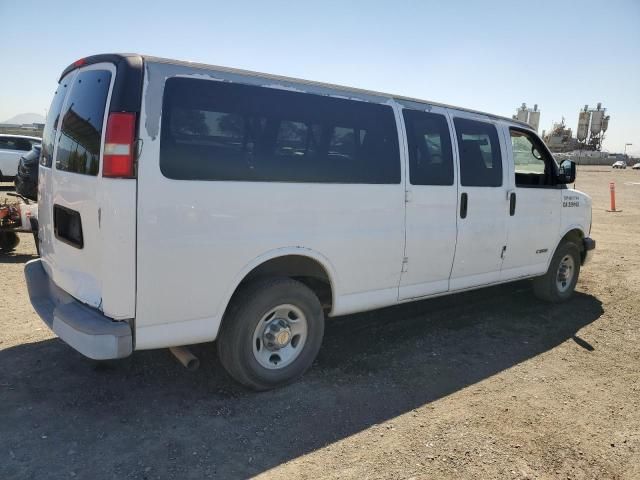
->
[533,241,581,303]
[217,276,324,390]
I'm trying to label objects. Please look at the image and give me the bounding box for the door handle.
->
[460,192,468,219]
[509,191,516,216]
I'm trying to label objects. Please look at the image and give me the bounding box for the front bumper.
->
[582,237,596,265]
[24,259,132,360]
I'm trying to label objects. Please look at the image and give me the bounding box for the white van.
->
[25,54,595,390]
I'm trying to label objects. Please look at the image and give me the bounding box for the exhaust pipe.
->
[169,346,200,371]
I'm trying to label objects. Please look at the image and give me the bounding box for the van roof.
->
[61,53,532,129]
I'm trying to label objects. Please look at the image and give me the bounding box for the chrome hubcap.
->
[252,304,308,369]
[556,254,575,293]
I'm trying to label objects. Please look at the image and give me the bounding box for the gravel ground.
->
[1,166,639,479]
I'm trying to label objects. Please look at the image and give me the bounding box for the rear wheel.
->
[0,232,20,254]
[217,277,325,390]
[533,241,581,302]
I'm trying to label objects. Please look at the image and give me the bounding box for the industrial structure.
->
[576,103,610,151]
[542,103,610,153]
[513,103,540,131]
[542,118,578,153]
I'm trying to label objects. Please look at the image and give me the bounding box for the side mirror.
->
[557,159,576,184]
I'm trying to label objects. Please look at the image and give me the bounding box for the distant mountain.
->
[2,113,46,125]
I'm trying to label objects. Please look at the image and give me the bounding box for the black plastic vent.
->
[54,205,84,249]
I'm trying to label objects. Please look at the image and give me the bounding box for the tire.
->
[217,277,325,391]
[0,232,20,253]
[533,241,581,302]
[33,232,40,256]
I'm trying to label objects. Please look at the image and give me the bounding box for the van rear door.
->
[38,58,141,320]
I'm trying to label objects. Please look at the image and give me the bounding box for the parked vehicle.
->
[14,144,41,201]
[632,163,640,170]
[25,54,596,390]
[612,160,627,169]
[0,134,41,181]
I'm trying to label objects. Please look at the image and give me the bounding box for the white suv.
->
[0,134,41,180]
[25,54,596,390]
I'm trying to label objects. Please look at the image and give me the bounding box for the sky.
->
[1,0,639,154]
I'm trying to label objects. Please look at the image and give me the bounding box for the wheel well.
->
[560,228,585,261]
[230,255,333,313]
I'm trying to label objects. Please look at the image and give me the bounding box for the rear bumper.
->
[582,237,596,265]
[24,259,132,360]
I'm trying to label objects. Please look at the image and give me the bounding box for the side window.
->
[328,126,360,160]
[55,69,112,176]
[41,76,71,167]
[403,110,454,185]
[0,137,15,150]
[16,139,32,151]
[0,137,30,151]
[453,118,502,187]
[275,121,309,158]
[169,109,246,150]
[510,129,553,187]
[160,77,401,183]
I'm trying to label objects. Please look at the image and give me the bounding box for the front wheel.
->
[217,277,325,390]
[533,241,581,302]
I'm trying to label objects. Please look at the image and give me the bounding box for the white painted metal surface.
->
[398,103,459,300]
[500,125,561,279]
[448,112,509,291]
[36,56,594,355]
[38,63,137,320]
[135,64,406,348]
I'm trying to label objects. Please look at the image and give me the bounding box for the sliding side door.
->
[398,103,458,300]
[449,114,509,290]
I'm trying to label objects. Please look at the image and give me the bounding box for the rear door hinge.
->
[501,245,507,259]
[405,190,412,203]
[401,257,409,272]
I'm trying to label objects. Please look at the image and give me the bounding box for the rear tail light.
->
[103,112,136,178]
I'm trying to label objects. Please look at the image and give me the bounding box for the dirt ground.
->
[1,166,639,480]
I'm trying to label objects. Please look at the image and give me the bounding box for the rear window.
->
[55,70,112,176]
[41,76,71,167]
[160,77,400,183]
